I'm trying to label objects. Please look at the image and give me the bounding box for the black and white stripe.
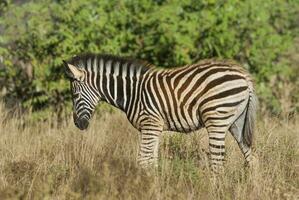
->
[64,54,258,172]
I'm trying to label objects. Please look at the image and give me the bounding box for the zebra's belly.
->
[165,124,203,133]
[162,108,203,133]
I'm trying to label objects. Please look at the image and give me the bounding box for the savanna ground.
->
[0,103,298,200]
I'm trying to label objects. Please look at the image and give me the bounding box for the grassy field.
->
[0,104,298,200]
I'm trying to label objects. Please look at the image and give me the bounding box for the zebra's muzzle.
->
[74,117,89,130]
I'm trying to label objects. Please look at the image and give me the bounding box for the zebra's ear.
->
[63,60,84,81]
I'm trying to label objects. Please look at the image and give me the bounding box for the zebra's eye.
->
[72,81,82,94]
[73,93,80,100]
[72,86,78,94]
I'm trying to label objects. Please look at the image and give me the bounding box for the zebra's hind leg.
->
[137,119,163,168]
[206,127,228,173]
[229,110,257,169]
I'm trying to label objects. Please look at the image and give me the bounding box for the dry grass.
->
[0,104,298,200]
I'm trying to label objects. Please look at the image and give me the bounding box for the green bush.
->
[0,0,298,118]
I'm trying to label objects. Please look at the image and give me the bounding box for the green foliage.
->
[0,0,298,116]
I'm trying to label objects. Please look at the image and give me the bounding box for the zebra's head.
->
[63,60,100,130]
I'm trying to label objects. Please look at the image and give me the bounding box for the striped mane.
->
[67,53,153,73]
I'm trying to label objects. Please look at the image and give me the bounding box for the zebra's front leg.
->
[137,121,163,168]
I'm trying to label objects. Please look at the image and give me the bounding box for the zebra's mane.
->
[67,53,154,72]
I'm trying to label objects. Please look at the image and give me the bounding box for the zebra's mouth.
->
[75,118,89,130]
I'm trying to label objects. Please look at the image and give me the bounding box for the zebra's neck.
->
[94,55,152,113]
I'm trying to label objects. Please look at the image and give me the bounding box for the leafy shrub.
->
[0,0,298,118]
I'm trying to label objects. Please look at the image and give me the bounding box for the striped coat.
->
[64,54,258,172]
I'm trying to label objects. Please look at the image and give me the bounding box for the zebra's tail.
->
[243,82,258,147]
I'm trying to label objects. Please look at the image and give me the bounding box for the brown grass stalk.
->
[0,103,298,199]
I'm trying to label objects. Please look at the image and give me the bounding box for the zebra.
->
[63,53,258,172]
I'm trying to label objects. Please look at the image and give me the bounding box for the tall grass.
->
[0,103,298,199]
